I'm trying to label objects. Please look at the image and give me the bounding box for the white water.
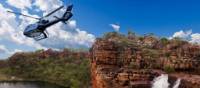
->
[173,78,181,88]
[152,74,170,88]
[152,74,181,88]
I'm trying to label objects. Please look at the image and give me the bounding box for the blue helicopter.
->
[7,4,73,41]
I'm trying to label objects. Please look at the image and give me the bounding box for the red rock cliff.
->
[90,32,200,88]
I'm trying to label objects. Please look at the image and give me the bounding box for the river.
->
[0,81,67,88]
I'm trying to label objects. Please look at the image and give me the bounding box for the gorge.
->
[0,32,200,88]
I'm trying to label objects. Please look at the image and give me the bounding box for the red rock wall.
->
[90,38,200,88]
[90,39,160,88]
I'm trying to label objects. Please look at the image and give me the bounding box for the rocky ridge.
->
[90,32,200,88]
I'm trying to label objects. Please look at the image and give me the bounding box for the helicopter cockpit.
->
[24,24,38,36]
[23,23,47,40]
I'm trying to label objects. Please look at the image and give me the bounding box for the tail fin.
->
[66,4,73,12]
[62,4,73,22]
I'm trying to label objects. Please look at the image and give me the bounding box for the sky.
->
[0,0,200,59]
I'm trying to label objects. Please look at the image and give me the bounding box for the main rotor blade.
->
[7,11,40,20]
[43,5,64,18]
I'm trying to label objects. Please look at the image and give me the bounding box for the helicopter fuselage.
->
[23,19,61,38]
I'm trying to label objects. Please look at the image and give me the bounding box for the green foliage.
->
[165,52,171,57]
[160,37,169,45]
[172,37,185,45]
[173,37,182,41]
[35,49,45,53]
[163,65,175,73]
[103,32,125,39]
[128,30,135,37]
[141,48,160,59]
[4,49,90,88]
[129,62,139,69]
[144,33,154,37]
[138,36,144,41]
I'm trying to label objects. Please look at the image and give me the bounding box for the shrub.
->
[128,30,135,37]
[138,36,144,41]
[164,65,175,73]
[103,32,124,39]
[129,62,139,69]
[160,37,169,45]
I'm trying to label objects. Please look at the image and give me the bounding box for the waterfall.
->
[152,74,170,88]
[152,74,181,88]
[173,78,181,88]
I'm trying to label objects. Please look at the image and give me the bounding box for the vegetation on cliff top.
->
[0,49,90,88]
[101,31,199,52]
[99,31,200,73]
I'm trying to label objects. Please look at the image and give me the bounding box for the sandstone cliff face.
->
[91,39,160,88]
[90,32,200,88]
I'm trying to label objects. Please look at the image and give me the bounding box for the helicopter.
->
[7,4,73,41]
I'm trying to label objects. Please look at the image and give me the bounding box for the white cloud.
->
[13,49,23,52]
[171,30,192,39]
[0,45,9,53]
[110,24,120,32]
[190,33,200,44]
[38,22,95,49]
[170,30,200,44]
[0,44,23,55]
[34,0,62,15]
[68,20,77,29]
[8,49,23,55]
[0,4,17,39]
[6,0,32,10]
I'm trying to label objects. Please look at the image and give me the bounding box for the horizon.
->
[0,0,200,58]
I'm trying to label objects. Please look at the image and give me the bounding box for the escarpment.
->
[90,32,200,88]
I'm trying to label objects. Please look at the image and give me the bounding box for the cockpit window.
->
[25,24,38,32]
[33,32,47,41]
[30,32,42,37]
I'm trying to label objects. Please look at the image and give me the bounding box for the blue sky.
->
[0,0,200,59]
[69,0,200,37]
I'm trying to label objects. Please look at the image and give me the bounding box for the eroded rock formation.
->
[90,32,200,88]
